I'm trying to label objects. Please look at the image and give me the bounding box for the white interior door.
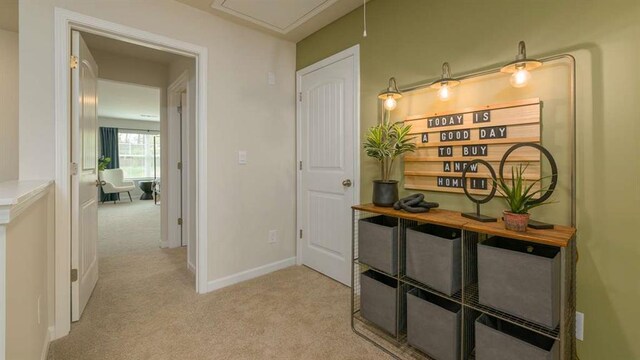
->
[71,31,99,321]
[298,47,359,286]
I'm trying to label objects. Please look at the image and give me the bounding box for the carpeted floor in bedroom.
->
[47,199,389,359]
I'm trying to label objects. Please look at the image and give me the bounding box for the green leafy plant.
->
[98,156,112,171]
[364,121,417,181]
[495,163,554,214]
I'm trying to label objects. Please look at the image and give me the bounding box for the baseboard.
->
[206,257,296,293]
[40,326,54,360]
[187,260,196,273]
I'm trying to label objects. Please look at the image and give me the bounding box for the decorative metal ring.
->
[498,142,558,205]
[461,159,497,204]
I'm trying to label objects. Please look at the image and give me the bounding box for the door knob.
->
[95,179,101,187]
[342,179,352,187]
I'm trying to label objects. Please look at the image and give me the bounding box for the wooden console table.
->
[351,203,577,360]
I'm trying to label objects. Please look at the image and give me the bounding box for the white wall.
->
[19,1,296,286]
[0,29,18,182]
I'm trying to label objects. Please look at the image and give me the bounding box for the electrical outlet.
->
[238,151,247,165]
[576,311,584,341]
[268,71,276,85]
[268,229,278,244]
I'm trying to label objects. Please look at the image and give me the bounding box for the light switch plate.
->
[238,151,247,165]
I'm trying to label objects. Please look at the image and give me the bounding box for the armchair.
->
[99,169,136,203]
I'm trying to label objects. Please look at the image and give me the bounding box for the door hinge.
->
[177,161,182,170]
[298,92,302,102]
[71,269,78,282]
[70,55,78,69]
[299,229,303,238]
[178,218,183,226]
[70,162,78,176]
[177,105,182,115]
[299,161,302,170]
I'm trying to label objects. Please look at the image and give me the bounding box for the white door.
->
[71,31,99,321]
[298,46,359,286]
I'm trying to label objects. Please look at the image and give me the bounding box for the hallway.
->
[48,202,387,359]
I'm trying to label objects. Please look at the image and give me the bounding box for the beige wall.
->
[19,0,296,286]
[296,0,640,359]
[0,29,18,182]
[6,189,55,360]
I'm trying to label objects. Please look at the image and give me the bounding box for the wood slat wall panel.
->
[403,99,541,195]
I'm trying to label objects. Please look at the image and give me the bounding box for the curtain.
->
[100,127,120,201]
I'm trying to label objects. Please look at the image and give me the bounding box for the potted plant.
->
[364,120,416,207]
[495,163,554,231]
[98,156,112,171]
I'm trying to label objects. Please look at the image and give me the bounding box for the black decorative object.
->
[461,159,498,222]
[499,143,558,229]
[372,180,399,207]
[393,194,439,213]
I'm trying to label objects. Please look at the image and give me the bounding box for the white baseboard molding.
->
[206,257,296,293]
[40,326,54,360]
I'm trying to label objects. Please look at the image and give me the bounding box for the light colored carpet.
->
[48,200,389,359]
[97,198,162,256]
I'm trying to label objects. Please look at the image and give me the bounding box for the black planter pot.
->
[372,180,399,207]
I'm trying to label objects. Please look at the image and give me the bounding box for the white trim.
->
[0,181,54,225]
[295,45,361,270]
[207,257,296,292]
[39,327,54,360]
[53,8,209,340]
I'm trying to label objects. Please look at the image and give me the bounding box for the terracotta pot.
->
[503,211,530,232]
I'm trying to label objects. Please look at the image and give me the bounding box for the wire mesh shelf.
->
[463,283,560,339]
[351,208,575,359]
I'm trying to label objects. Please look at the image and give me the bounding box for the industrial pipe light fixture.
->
[430,62,460,101]
[378,77,402,110]
[501,41,542,88]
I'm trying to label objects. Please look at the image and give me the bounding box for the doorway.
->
[70,30,195,321]
[296,45,360,286]
[54,9,209,339]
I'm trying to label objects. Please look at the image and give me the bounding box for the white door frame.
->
[53,8,209,340]
[295,45,361,268]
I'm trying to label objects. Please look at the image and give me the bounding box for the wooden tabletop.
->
[352,203,576,247]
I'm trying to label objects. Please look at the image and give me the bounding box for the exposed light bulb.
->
[383,96,397,110]
[437,84,450,101]
[510,68,531,88]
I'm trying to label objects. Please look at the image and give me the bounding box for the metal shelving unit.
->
[351,206,577,360]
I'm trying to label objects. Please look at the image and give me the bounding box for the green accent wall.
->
[297,1,640,359]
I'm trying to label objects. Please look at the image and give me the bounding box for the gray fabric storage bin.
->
[478,237,560,328]
[407,288,461,360]
[475,314,559,360]
[358,216,398,275]
[360,270,404,335]
[406,224,461,295]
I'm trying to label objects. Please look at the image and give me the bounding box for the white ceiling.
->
[98,80,161,122]
[177,0,365,41]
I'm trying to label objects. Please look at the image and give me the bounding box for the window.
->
[118,131,160,179]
